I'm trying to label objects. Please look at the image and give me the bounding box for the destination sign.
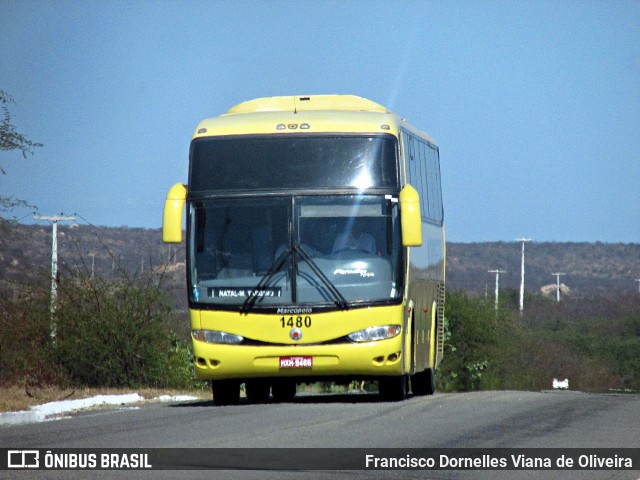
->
[209,287,282,298]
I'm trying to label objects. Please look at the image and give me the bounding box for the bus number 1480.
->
[280,316,312,328]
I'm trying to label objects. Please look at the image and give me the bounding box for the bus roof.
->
[225,95,388,114]
[193,95,436,144]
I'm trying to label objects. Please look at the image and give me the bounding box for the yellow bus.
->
[163,95,445,404]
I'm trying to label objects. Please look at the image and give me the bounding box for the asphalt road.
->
[1,390,639,480]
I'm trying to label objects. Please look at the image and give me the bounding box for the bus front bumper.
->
[192,338,404,381]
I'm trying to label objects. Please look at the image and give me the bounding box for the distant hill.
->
[2,224,639,299]
[0,223,188,314]
[0,224,181,283]
[446,241,640,296]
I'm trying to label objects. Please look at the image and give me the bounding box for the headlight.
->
[192,330,244,345]
[347,325,401,343]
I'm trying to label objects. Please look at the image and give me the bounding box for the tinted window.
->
[190,135,398,192]
[403,131,443,225]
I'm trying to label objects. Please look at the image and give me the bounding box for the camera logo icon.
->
[7,450,40,468]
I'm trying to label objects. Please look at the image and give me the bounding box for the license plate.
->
[279,356,313,369]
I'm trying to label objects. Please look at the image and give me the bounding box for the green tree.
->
[0,281,62,387]
[1,89,42,226]
[439,291,501,391]
[1,89,42,165]
[54,272,195,389]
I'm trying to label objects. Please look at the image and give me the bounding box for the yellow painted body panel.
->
[194,109,401,138]
[225,95,388,114]
[399,184,423,246]
[162,183,186,243]
[191,305,407,381]
[192,95,436,144]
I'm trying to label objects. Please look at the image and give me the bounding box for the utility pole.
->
[33,214,76,339]
[552,272,566,302]
[515,238,532,314]
[488,269,505,311]
[90,252,95,279]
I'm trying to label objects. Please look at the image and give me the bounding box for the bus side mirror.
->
[399,184,422,247]
[163,183,187,243]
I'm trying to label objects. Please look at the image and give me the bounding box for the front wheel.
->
[378,375,408,401]
[411,368,436,396]
[211,380,240,406]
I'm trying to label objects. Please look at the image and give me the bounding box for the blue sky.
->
[1,0,639,243]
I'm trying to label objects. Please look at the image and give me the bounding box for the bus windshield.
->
[188,195,403,310]
[189,135,398,192]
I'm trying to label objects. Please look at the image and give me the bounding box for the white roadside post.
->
[33,214,76,339]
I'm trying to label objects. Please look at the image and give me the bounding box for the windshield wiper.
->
[240,244,350,313]
[240,247,290,314]
[295,245,350,311]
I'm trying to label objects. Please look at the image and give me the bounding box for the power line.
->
[73,212,97,227]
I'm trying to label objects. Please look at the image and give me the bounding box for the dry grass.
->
[0,386,209,413]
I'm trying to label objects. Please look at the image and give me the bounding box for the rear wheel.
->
[378,375,408,401]
[271,380,296,402]
[211,380,241,406]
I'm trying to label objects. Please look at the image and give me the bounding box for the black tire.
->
[271,380,296,402]
[378,375,408,401]
[245,379,271,403]
[211,380,241,406]
[411,368,436,396]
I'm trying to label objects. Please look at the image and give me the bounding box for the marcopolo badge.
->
[289,328,302,341]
